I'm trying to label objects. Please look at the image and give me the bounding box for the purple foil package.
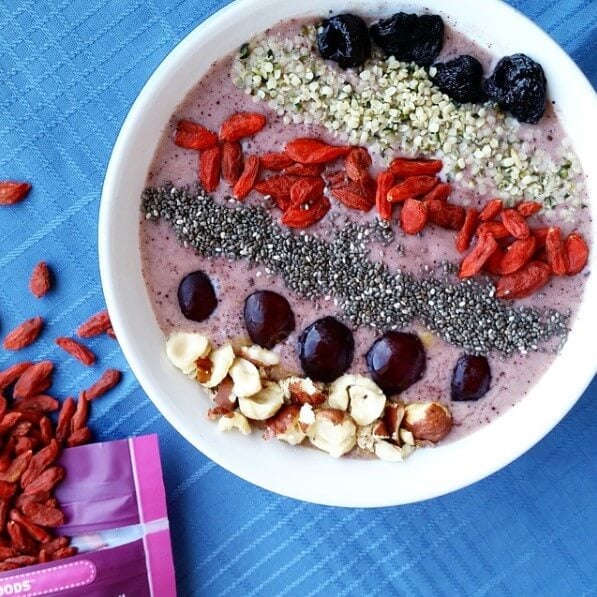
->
[0,435,176,596]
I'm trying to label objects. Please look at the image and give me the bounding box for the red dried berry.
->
[55,337,95,366]
[478,198,503,222]
[199,145,222,192]
[13,362,53,400]
[545,227,569,275]
[399,199,428,235]
[29,262,51,298]
[3,317,44,351]
[565,233,589,275]
[501,209,530,239]
[459,233,498,278]
[0,182,31,205]
[76,310,111,338]
[219,112,266,142]
[455,208,478,252]
[260,152,294,171]
[232,155,260,200]
[80,369,121,401]
[221,141,243,184]
[387,176,438,203]
[174,120,218,150]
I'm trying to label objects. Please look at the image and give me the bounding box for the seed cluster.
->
[232,27,584,212]
[142,184,569,355]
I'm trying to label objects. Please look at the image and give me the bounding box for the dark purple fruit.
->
[451,355,491,401]
[484,53,546,124]
[366,332,426,395]
[317,14,371,69]
[431,55,486,104]
[370,12,444,67]
[297,317,354,382]
[244,291,295,349]
[177,271,217,322]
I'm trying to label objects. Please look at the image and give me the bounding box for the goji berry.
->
[455,208,478,252]
[21,440,59,488]
[6,521,36,554]
[106,327,116,339]
[39,417,53,446]
[498,237,536,275]
[476,221,510,239]
[0,546,17,559]
[255,175,301,209]
[9,510,49,543]
[459,233,498,278]
[52,546,77,560]
[375,171,394,220]
[14,438,36,456]
[76,310,111,338]
[173,120,217,150]
[3,317,44,351]
[285,138,350,164]
[3,556,38,567]
[330,182,374,211]
[495,261,551,299]
[80,369,121,401]
[289,177,325,208]
[516,201,542,217]
[501,208,530,238]
[0,182,31,205]
[399,199,428,235]
[345,147,372,183]
[478,198,503,222]
[387,176,438,202]
[0,452,31,485]
[13,362,53,400]
[55,337,95,366]
[70,397,89,433]
[565,233,589,275]
[0,482,16,500]
[545,227,569,275]
[56,398,75,445]
[199,145,221,192]
[426,199,465,230]
[219,112,266,142]
[66,427,92,447]
[283,163,324,177]
[29,262,51,299]
[23,466,64,496]
[0,362,32,393]
[21,502,64,527]
[422,182,451,203]
[232,155,260,200]
[221,141,243,184]
[281,196,331,229]
[41,537,70,556]
[260,152,294,171]
[389,158,443,177]
[13,395,58,413]
[532,227,550,249]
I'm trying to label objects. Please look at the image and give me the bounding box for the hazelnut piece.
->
[402,402,452,443]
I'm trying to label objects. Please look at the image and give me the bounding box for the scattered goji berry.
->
[23,466,64,496]
[260,152,294,171]
[281,196,331,229]
[219,112,266,142]
[66,427,92,447]
[345,147,372,183]
[80,369,121,401]
[399,199,428,235]
[255,174,301,210]
[76,310,111,338]
[389,158,443,177]
[387,176,438,202]
[565,233,589,275]
[0,363,32,393]
[106,327,116,340]
[532,227,550,250]
[13,362,53,400]
[13,395,59,414]
[283,163,325,176]
[55,337,95,367]
[29,262,51,299]
[455,208,478,252]
[516,201,542,217]
[55,398,76,445]
[70,397,89,433]
[21,440,59,489]
[426,199,465,230]
[375,171,394,220]
[199,145,221,192]
[21,502,64,528]
[0,483,16,500]
[495,261,551,299]
[9,510,49,543]
[7,521,36,554]
[285,138,350,164]
[289,177,325,208]
[498,237,537,275]
[173,120,218,150]
[476,221,510,240]
[52,546,77,560]
[422,182,451,203]
[330,182,374,211]
[39,417,54,446]
[459,233,498,278]
[0,182,31,205]
[41,537,70,556]
[3,555,38,567]
[3,317,44,351]
[501,209,530,239]
[232,155,260,200]
[221,141,244,184]
[545,227,569,275]
[478,198,503,222]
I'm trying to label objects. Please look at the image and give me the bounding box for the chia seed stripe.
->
[142,183,569,355]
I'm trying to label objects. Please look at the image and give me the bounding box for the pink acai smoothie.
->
[139,18,591,442]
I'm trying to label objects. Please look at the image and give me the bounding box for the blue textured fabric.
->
[0,1,595,594]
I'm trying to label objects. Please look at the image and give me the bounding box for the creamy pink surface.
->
[140,21,591,441]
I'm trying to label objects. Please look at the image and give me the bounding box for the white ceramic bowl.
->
[99,0,597,507]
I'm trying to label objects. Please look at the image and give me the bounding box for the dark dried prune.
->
[370,12,444,66]
[451,355,491,401]
[244,291,295,349]
[484,54,546,124]
[177,271,217,322]
[431,55,486,103]
[317,14,371,69]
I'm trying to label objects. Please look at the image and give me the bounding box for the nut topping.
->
[203,344,235,388]
[402,402,453,443]
[374,440,415,462]
[238,381,284,420]
[239,344,280,367]
[217,412,252,435]
[264,405,306,445]
[307,409,356,458]
[228,357,262,398]
[165,332,210,375]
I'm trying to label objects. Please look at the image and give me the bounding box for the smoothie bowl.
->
[99,0,597,506]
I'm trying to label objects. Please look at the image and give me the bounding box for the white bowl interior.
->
[99,0,597,507]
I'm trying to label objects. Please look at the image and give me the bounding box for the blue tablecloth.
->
[0,1,595,594]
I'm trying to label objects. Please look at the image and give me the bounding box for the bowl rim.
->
[99,0,597,507]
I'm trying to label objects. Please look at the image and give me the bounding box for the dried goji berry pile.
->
[0,184,122,570]
[173,112,589,299]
